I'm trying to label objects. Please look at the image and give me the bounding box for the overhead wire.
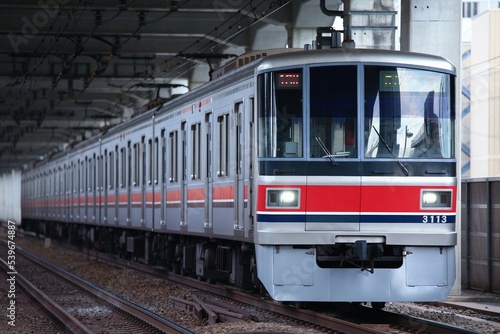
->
[122,0,293,102]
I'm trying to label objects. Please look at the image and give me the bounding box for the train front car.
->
[254,49,457,304]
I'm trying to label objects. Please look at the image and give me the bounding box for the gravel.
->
[9,235,325,334]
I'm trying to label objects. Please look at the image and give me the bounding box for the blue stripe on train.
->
[257,213,456,223]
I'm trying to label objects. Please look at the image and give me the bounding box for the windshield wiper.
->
[372,126,409,176]
[315,136,338,166]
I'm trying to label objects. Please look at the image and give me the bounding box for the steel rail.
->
[12,245,194,334]
[0,258,93,334]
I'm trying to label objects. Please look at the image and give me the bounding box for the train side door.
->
[102,151,107,225]
[181,121,187,226]
[205,112,213,229]
[85,156,89,222]
[160,129,167,229]
[127,140,132,226]
[98,152,104,225]
[234,101,244,231]
[141,135,146,226]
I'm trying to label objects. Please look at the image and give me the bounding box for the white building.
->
[462,1,500,177]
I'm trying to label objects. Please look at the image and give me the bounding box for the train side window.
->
[169,131,178,182]
[217,114,229,176]
[191,123,201,180]
[309,65,357,159]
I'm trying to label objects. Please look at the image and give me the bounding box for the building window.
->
[462,2,478,18]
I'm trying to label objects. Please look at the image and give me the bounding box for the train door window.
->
[191,123,201,180]
[54,169,57,195]
[73,162,77,194]
[80,159,84,193]
[309,66,357,159]
[120,147,126,188]
[60,167,63,195]
[53,169,57,196]
[142,136,146,186]
[154,137,159,184]
[128,141,132,188]
[257,68,303,158]
[235,102,243,175]
[146,138,152,185]
[217,114,229,176]
[169,131,178,182]
[206,113,212,179]
[89,156,94,192]
[161,130,166,183]
[98,155,103,191]
[63,165,66,195]
[133,142,140,186]
[109,151,114,190]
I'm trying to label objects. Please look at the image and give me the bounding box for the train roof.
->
[256,48,456,74]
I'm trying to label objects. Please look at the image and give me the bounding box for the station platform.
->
[443,289,500,317]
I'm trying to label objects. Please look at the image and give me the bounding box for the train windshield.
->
[364,66,454,159]
[257,64,454,160]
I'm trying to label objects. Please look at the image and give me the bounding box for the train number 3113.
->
[422,215,448,223]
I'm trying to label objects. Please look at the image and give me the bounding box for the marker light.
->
[280,190,296,204]
[421,190,452,208]
[423,192,438,204]
[267,189,300,208]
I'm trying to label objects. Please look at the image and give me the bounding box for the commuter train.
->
[21,47,457,306]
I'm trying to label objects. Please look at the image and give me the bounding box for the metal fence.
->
[461,178,500,293]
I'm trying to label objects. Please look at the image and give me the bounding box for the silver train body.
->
[22,48,458,303]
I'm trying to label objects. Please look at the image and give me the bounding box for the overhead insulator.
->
[137,11,146,27]
[94,10,102,27]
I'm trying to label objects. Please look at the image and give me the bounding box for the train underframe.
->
[256,242,456,303]
[21,219,259,290]
[21,219,456,306]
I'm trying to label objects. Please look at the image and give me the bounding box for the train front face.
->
[254,50,457,303]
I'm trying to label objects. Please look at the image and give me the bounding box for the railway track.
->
[0,240,193,334]
[0,261,72,333]
[2,233,489,334]
[76,247,480,334]
[38,238,481,334]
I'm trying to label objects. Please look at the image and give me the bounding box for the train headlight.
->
[267,189,300,208]
[421,190,452,208]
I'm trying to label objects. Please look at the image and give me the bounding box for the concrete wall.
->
[0,170,21,225]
